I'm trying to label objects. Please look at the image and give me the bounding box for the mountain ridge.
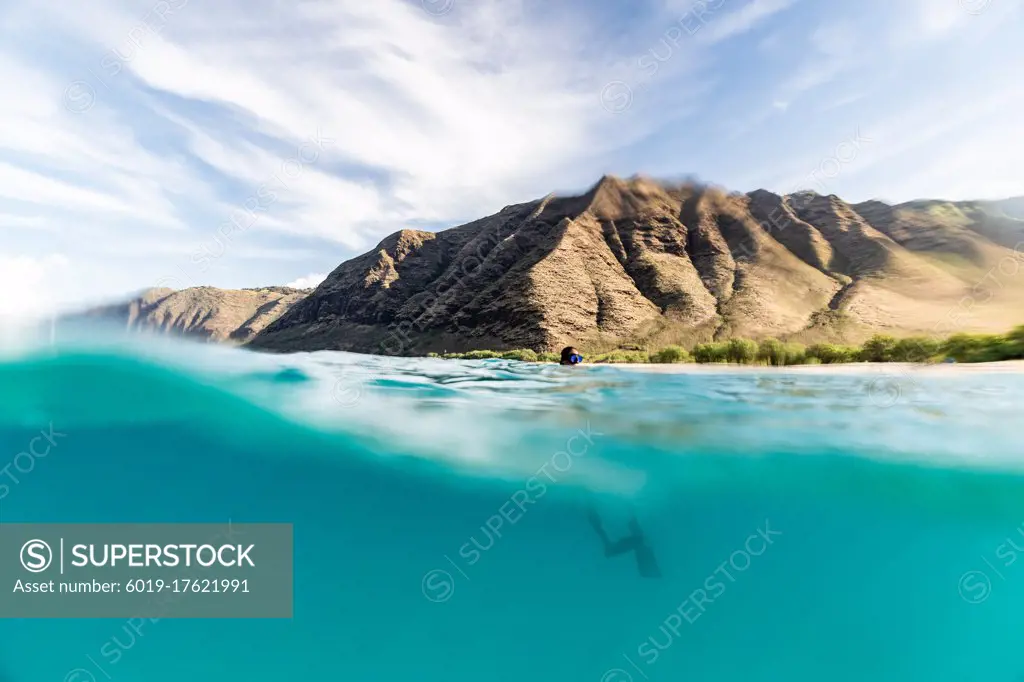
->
[247,177,1024,354]
[65,286,310,343]
[65,177,1024,353]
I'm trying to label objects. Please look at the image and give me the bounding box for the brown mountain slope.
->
[250,177,1024,354]
[69,286,309,343]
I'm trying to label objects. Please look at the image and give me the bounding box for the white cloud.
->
[286,273,327,290]
[0,213,50,229]
[2,0,644,246]
[0,254,72,320]
[0,0,650,311]
[908,0,970,39]
[113,0,606,226]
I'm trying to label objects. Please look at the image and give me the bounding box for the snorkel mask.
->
[569,354,584,365]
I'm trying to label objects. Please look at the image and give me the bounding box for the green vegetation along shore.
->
[430,326,1024,365]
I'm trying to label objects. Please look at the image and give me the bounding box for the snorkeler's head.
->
[560,347,584,366]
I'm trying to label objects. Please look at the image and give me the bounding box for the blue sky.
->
[1,0,1022,318]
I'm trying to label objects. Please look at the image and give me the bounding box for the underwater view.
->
[1,329,1021,682]
[3,0,1023,678]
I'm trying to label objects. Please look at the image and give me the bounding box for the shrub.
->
[592,350,649,364]
[941,333,984,362]
[500,349,539,362]
[781,342,808,365]
[725,338,759,364]
[757,339,806,366]
[650,345,690,363]
[756,338,782,365]
[424,323,1024,365]
[1005,326,1024,359]
[975,336,1014,362]
[806,343,859,364]
[859,334,899,362]
[693,342,729,363]
[458,350,501,360]
[891,337,941,363]
[941,333,1015,363]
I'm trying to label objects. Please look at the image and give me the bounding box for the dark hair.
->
[560,346,579,364]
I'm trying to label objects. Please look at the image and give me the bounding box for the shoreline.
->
[595,360,1024,374]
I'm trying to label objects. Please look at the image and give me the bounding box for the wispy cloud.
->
[698,0,798,45]
[1,0,1021,315]
[771,21,858,110]
[0,0,635,312]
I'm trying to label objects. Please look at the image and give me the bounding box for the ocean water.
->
[1,328,1023,682]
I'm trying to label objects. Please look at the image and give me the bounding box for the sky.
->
[1,0,1022,318]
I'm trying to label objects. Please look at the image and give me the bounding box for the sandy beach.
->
[600,360,1024,374]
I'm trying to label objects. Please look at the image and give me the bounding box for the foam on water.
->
[0,330,1022,681]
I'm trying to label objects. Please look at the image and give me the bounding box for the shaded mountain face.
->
[67,286,309,343]
[984,196,1024,220]
[250,177,1024,354]
[855,197,1024,256]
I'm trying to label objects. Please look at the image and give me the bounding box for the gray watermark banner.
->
[0,523,292,618]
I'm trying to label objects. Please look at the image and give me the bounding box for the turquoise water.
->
[1,328,1023,681]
